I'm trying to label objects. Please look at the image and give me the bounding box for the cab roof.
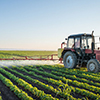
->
[68,33,92,38]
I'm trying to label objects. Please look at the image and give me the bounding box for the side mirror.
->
[65,38,68,40]
[62,42,65,44]
[61,42,65,48]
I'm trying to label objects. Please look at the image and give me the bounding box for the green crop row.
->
[0,67,58,100]
[16,66,100,100]
[0,73,33,100]
[23,66,99,94]
[51,70,100,87]
[12,66,64,86]
[0,51,57,58]
[52,71,100,93]
[41,64,100,77]
[0,97,2,100]
[36,65,100,82]
[71,69,100,77]
[13,66,100,94]
[5,67,77,100]
[36,66,100,94]
[0,92,2,100]
[53,68,100,82]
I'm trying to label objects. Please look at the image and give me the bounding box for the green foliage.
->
[38,67,44,71]
[21,65,100,100]
[6,67,76,100]
[1,64,100,100]
[0,50,57,58]
[0,73,33,100]
[0,67,58,100]
[0,92,2,100]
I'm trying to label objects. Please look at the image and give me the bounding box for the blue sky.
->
[0,0,100,50]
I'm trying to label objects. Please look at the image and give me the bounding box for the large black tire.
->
[63,51,77,68]
[87,59,100,73]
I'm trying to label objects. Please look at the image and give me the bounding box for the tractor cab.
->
[58,33,94,59]
[67,33,93,50]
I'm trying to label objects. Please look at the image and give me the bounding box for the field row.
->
[0,65,100,100]
[0,51,57,58]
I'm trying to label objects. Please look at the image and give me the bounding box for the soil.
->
[0,80,19,100]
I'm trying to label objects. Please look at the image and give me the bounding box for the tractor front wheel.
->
[63,51,77,68]
[87,59,100,73]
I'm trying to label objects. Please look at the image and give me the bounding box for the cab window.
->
[68,38,74,48]
[82,36,87,49]
[87,37,92,49]
[75,38,80,48]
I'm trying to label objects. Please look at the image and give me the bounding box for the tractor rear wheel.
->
[63,51,77,68]
[87,59,100,73]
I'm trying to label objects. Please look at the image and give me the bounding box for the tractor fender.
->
[61,49,76,58]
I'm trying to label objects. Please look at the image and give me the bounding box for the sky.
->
[0,0,100,50]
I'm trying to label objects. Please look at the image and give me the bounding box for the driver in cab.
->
[72,38,80,48]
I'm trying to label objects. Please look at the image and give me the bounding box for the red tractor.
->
[58,31,100,72]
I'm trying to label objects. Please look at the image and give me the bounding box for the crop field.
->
[0,64,100,100]
[0,51,57,58]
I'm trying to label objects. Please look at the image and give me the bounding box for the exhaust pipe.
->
[91,31,94,54]
[91,30,94,36]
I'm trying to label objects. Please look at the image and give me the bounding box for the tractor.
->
[58,31,100,72]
